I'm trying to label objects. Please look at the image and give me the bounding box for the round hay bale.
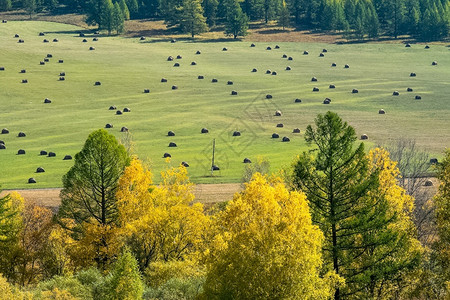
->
[430,158,438,164]
[167,56,173,61]
[93,37,98,41]
[2,20,6,23]
[89,46,95,50]
[227,80,233,85]
[191,61,197,65]
[48,152,56,157]
[0,140,4,145]
[415,95,422,100]
[176,55,182,59]
[161,78,167,82]
[181,161,189,167]
[250,43,255,47]
[17,149,25,155]
[163,152,171,158]
[20,69,26,73]
[311,77,317,82]
[243,158,252,163]
[168,142,177,147]
[425,45,430,49]
[171,39,176,43]
[211,78,218,83]
[331,63,337,67]
[59,76,65,81]
[312,87,319,92]
[36,167,45,173]
[196,50,201,54]
[322,48,328,53]
[212,165,220,171]
[393,91,399,96]
[105,123,113,128]
[231,90,238,95]
[1,128,9,134]
[44,98,51,103]
[282,136,290,142]
[232,131,241,136]
[53,38,58,42]
[40,150,47,155]
[271,71,277,75]
[285,66,291,70]
[79,33,85,37]
[252,68,257,72]
[276,123,284,128]
[293,128,300,133]
[168,131,175,136]
[95,81,101,85]
[197,75,204,79]
[295,98,302,103]
[344,64,350,68]
[275,110,282,116]
[82,39,87,42]
[40,61,45,65]
[405,43,411,47]
[379,109,386,114]
[172,85,178,90]
[266,46,272,50]
[28,178,36,184]
[323,98,331,104]
[266,69,271,74]
[44,58,49,62]
[222,47,227,51]
[329,84,336,89]
[266,94,272,99]
[201,128,209,133]
[407,87,413,92]
[303,51,308,55]
[140,36,146,40]
[272,133,279,138]
[18,132,26,137]
[123,107,130,112]
[288,56,293,60]
[14,34,19,38]
[361,134,368,140]
[47,54,52,58]
[116,110,123,115]
[0,67,4,71]
[121,126,128,132]
[144,89,150,93]
[410,72,416,77]
[282,54,287,58]
[18,39,24,43]
[319,53,325,57]
[352,88,358,93]
[424,180,433,186]
[173,63,180,67]
[1,144,7,149]
[43,39,49,43]
[63,155,72,160]
[275,45,280,49]
[59,72,65,76]
[432,61,437,66]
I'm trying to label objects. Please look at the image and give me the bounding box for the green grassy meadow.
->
[0,21,449,189]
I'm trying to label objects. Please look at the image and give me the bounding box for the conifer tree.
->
[119,0,130,20]
[202,0,218,26]
[180,0,208,37]
[112,2,125,34]
[224,0,249,38]
[278,0,290,29]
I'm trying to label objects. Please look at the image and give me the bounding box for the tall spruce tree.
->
[180,0,208,37]
[202,0,218,26]
[112,2,125,34]
[278,0,290,29]
[119,0,130,20]
[224,0,249,38]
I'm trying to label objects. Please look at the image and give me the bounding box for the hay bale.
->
[36,167,45,173]
[266,46,272,50]
[282,54,287,58]
[201,128,209,133]
[168,131,175,136]
[378,109,386,114]
[93,37,98,41]
[191,61,197,65]
[288,56,293,60]
[410,72,416,77]
[282,136,290,142]
[322,48,328,52]
[1,128,9,134]
[212,78,218,82]
[196,50,201,54]
[312,87,319,92]
[168,142,177,147]
[172,85,178,90]
[331,63,337,67]
[293,128,300,133]
[295,98,302,103]
[167,56,173,61]
[40,150,47,155]
[432,61,437,65]
[0,144,6,150]
[63,155,72,160]
[0,67,4,71]
[266,69,271,74]
[18,149,25,155]
[82,39,87,42]
[59,59,64,63]
[232,131,241,136]
[105,123,113,128]
[271,71,277,75]
[329,84,335,89]
[109,105,116,110]
[361,134,368,140]
[276,123,284,128]
[44,98,51,103]
[121,126,128,132]
[161,78,167,83]
[252,68,257,72]
[48,152,56,157]
[123,107,130,112]
[424,180,433,186]
[116,110,123,115]
[20,69,26,73]
[89,46,95,50]
[323,98,331,104]
[311,77,317,82]
[243,158,252,163]
[231,90,238,95]
[415,95,422,100]
[95,81,101,85]
[43,39,49,43]
[275,110,282,116]
[173,63,180,67]
[79,33,85,37]
[222,47,227,51]
[171,39,176,43]
[319,53,325,57]
[405,43,411,47]
[266,94,272,99]
[197,75,204,79]
[181,161,189,167]
[275,45,280,49]
[2,20,7,23]
[393,91,399,96]
[59,76,65,81]
[250,43,255,47]
[430,158,438,164]
[14,33,19,37]
[352,88,358,93]
[212,165,220,171]
[44,58,49,62]
[227,80,233,85]
[303,51,308,55]
[40,61,45,65]
[18,131,26,137]
[176,55,182,59]
[53,38,58,42]
[47,53,53,58]
[344,64,350,68]
[425,45,430,49]
[28,178,36,184]
[286,66,291,70]
[0,140,3,144]
[60,72,65,76]
[272,133,279,138]
[407,87,413,92]
[144,89,150,93]
[140,36,146,40]
[163,152,171,158]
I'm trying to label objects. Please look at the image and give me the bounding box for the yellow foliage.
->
[40,288,79,300]
[144,259,204,287]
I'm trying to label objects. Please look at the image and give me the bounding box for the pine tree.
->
[202,0,218,26]
[278,0,290,29]
[224,0,249,38]
[119,0,130,20]
[125,0,138,18]
[180,0,208,37]
[22,0,36,18]
[0,0,12,11]
[112,2,125,34]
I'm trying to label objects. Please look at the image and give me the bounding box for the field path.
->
[0,184,242,208]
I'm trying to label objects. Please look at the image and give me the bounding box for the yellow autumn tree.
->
[116,158,209,284]
[202,173,339,299]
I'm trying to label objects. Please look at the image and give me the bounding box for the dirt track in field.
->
[0,183,242,208]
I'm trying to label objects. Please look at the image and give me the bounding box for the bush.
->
[143,277,205,300]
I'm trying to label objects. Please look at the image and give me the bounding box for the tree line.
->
[1,0,448,40]
[0,111,449,299]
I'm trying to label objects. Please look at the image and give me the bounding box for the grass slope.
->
[0,21,449,189]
